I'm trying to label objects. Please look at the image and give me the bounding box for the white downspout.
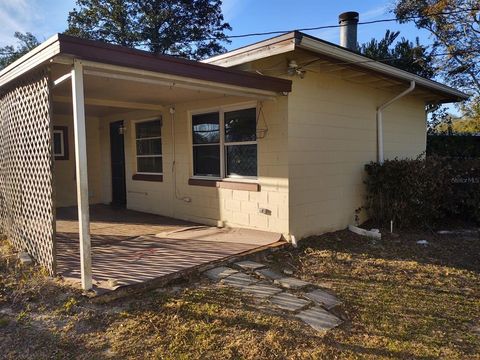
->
[377,80,416,164]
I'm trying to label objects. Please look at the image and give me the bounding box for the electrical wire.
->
[136,7,480,44]
[1,8,478,59]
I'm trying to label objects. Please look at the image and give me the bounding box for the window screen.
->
[136,119,162,173]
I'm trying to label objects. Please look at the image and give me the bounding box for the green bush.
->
[364,156,480,229]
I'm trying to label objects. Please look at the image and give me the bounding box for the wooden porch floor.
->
[56,205,284,292]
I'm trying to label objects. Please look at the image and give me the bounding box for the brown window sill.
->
[188,178,260,192]
[132,174,163,182]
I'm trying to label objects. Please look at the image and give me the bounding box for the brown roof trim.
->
[56,34,291,93]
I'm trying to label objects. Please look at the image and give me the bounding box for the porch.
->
[0,34,291,291]
[56,205,284,292]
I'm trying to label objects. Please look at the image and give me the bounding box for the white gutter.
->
[377,80,416,164]
[0,34,61,88]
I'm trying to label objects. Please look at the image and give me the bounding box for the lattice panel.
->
[0,68,56,274]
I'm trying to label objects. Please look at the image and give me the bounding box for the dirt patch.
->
[1,228,480,359]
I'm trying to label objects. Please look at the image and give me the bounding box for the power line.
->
[137,7,480,44]
[1,7,478,59]
[224,8,479,40]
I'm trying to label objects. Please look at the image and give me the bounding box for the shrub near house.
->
[428,135,480,159]
[364,156,480,228]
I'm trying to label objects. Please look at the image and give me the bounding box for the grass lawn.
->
[0,228,479,359]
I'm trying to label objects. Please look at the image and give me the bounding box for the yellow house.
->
[0,28,467,289]
[204,30,468,238]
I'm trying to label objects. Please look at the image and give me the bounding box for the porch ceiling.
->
[51,61,277,116]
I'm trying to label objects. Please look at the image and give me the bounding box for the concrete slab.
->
[304,289,342,310]
[274,277,311,290]
[156,226,282,246]
[221,272,258,288]
[242,282,282,299]
[204,267,238,281]
[235,260,266,271]
[255,268,284,281]
[270,292,311,312]
[296,306,343,332]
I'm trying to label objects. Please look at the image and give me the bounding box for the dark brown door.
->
[110,121,126,206]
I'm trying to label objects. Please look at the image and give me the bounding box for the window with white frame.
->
[53,126,68,160]
[192,107,257,178]
[135,119,162,174]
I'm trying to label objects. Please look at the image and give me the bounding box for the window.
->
[224,108,257,177]
[192,112,220,177]
[135,119,162,174]
[192,107,257,178]
[53,126,68,160]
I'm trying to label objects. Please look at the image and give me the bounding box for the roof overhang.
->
[0,34,292,96]
[204,31,469,104]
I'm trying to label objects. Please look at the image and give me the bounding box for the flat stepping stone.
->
[242,282,282,299]
[255,268,284,281]
[296,306,342,332]
[274,277,311,290]
[221,272,258,288]
[204,266,238,281]
[235,260,266,271]
[270,292,311,312]
[304,289,342,310]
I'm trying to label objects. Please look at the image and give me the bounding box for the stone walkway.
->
[203,260,343,332]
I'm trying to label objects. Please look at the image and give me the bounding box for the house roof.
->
[0,34,292,94]
[204,31,469,104]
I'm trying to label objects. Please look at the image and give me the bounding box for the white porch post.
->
[71,59,92,290]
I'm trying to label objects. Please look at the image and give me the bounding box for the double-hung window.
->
[192,107,257,179]
[135,119,162,174]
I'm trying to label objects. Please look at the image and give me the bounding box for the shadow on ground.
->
[298,228,480,273]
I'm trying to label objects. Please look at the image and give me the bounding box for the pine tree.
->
[359,30,434,79]
[0,32,40,70]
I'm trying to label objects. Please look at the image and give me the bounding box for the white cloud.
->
[221,0,252,22]
[0,0,29,13]
[362,4,389,21]
[0,0,40,45]
[0,0,73,46]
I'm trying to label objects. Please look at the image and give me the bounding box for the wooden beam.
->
[341,70,370,80]
[53,95,164,111]
[71,59,92,291]
[322,65,348,73]
[52,72,71,87]
[81,67,277,101]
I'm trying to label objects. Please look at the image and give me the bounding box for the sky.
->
[0,0,430,49]
[0,0,456,114]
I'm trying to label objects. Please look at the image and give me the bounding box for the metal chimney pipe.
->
[339,11,359,50]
